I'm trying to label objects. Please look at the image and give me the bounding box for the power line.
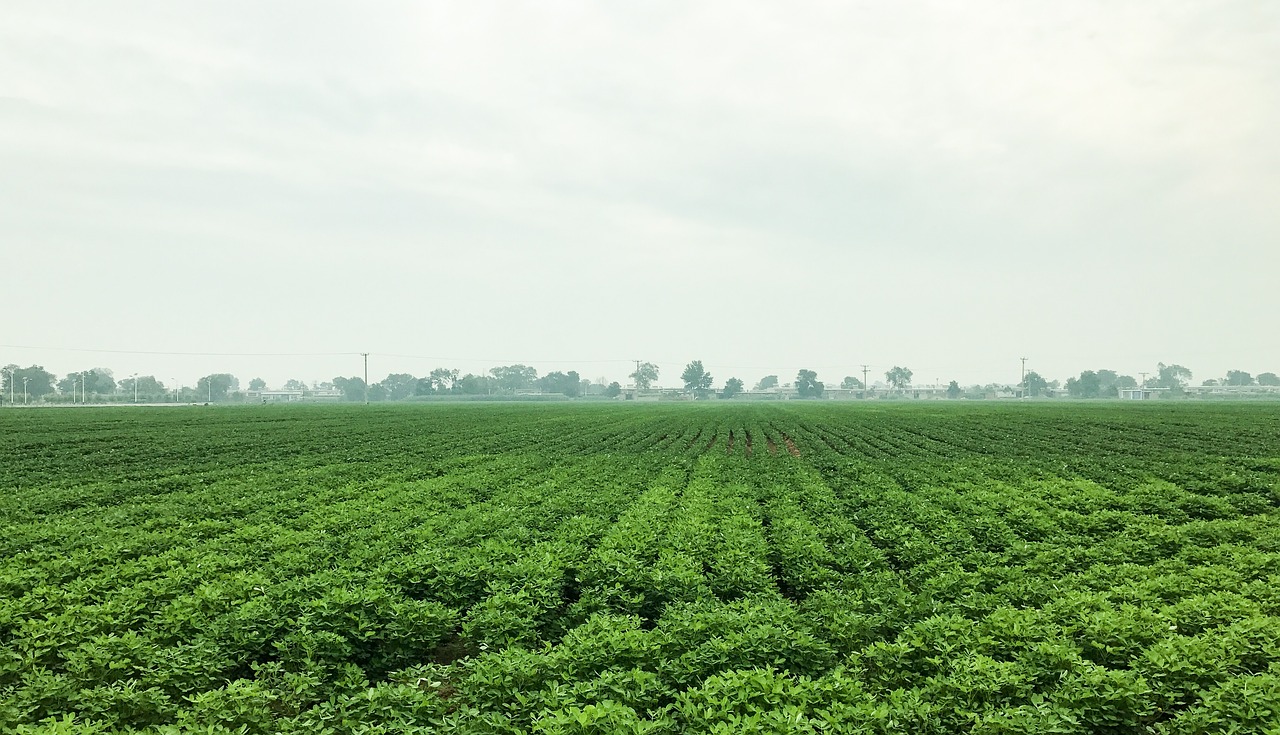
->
[0,344,356,357]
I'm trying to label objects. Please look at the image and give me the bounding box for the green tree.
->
[248,377,267,391]
[283,379,307,391]
[604,381,622,398]
[840,376,864,390]
[428,368,460,393]
[119,375,166,398]
[1021,371,1050,397]
[681,360,713,398]
[378,373,418,400]
[58,368,116,396]
[332,376,367,402]
[197,374,240,402]
[630,362,659,390]
[795,369,824,398]
[1224,370,1254,386]
[721,377,744,399]
[754,375,779,391]
[1156,362,1192,390]
[885,366,913,391]
[1066,370,1102,398]
[2,365,56,401]
[1258,372,1280,386]
[455,373,496,395]
[537,371,581,397]
[946,380,962,399]
[489,365,538,392]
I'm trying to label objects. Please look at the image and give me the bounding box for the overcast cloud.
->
[3,1,1278,388]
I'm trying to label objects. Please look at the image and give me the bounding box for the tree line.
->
[2,359,1277,404]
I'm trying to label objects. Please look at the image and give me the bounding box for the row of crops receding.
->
[2,402,1279,733]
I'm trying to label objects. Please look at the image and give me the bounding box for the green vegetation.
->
[2,403,1279,733]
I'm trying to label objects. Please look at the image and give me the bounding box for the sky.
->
[3,1,1278,390]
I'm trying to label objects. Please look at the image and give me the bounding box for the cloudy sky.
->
[3,1,1277,389]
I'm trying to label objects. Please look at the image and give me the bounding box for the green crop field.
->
[3,403,1280,734]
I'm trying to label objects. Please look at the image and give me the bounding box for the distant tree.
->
[197,374,240,402]
[580,378,592,396]
[379,373,418,401]
[58,368,116,396]
[1258,372,1280,386]
[2,365,56,400]
[721,377,744,399]
[455,373,495,395]
[754,375,779,391]
[332,376,367,402]
[1156,363,1192,390]
[120,375,166,398]
[840,376,864,390]
[1202,379,1219,386]
[1115,375,1138,389]
[605,381,622,398]
[249,377,267,391]
[428,368,459,393]
[489,364,538,392]
[1066,370,1102,398]
[795,369,824,398]
[630,362,659,390]
[681,360,714,398]
[283,379,307,391]
[885,366,913,391]
[538,371,581,397]
[946,380,962,399]
[1022,371,1050,397]
[1224,370,1254,386]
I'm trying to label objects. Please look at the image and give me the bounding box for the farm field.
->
[2,403,1280,734]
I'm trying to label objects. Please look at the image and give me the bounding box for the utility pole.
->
[861,364,869,399]
[361,353,369,405]
[23,377,30,405]
[132,373,138,404]
[1140,371,1149,389]
[1020,357,1028,399]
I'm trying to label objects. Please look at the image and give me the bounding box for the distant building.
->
[245,388,341,402]
[1119,388,1156,400]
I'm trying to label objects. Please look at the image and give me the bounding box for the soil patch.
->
[782,434,801,457]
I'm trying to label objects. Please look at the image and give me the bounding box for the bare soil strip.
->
[744,431,753,457]
[727,430,736,455]
[766,435,778,456]
[782,433,801,457]
[704,432,718,453]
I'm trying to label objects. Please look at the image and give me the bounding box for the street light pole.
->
[23,377,30,405]
[132,373,138,404]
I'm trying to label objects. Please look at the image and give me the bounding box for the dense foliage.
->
[2,403,1279,733]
